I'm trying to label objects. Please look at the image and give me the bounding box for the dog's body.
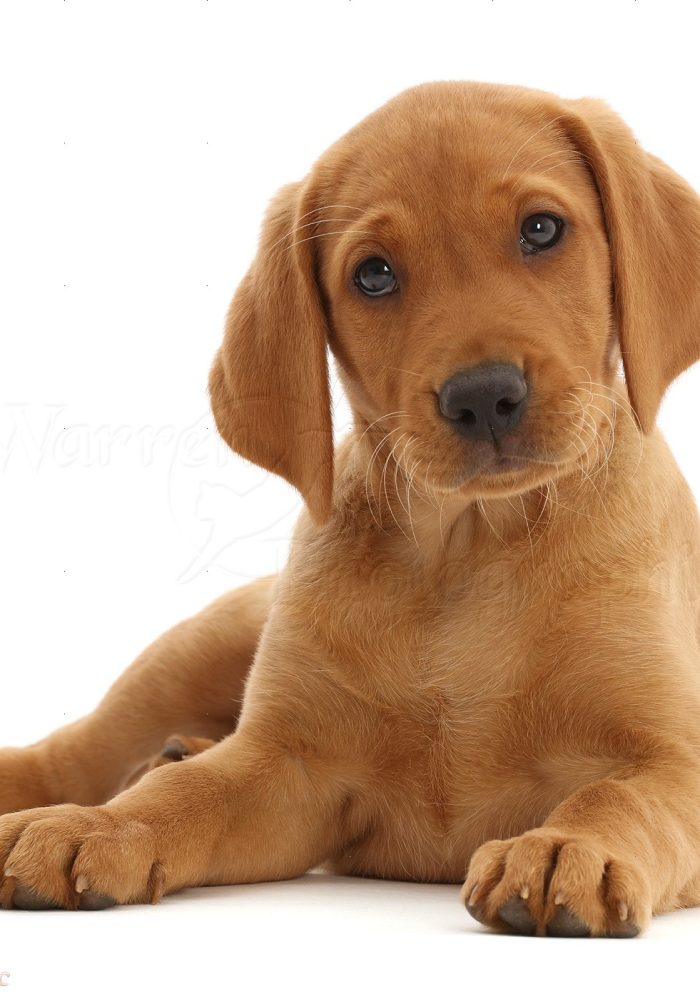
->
[3,82,700,936]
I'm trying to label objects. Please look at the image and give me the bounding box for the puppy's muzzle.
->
[438,363,527,441]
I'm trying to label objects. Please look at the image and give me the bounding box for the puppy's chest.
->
[315,544,539,699]
[306,546,580,880]
[313,546,548,777]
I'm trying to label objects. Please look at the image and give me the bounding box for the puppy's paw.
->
[461,828,651,937]
[0,804,164,910]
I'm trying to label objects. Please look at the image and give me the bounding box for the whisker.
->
[380,365,426,380]
[268,217,370,254]
[566,371,642,478]
[420,457,441,513]
[522,147,580,174]
[519,495,535,560]
[537,157,591,178]
[438,492,448,549]
[295,203,365,223]
[380,434,411,541]
[476,497,506,547]
[391,432,411,518]
[506,149,596,212]
[500,113,569,183]
[364,427,404,531]
[401,436,421,548]
[526,481,555,547]
[283,229,377,253]
[357,411,407,447]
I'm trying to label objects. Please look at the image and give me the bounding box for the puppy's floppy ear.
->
[561,99,700,431]
[209,181,333,523]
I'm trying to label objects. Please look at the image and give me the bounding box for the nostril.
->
[495,397,520,417]
[459,409,477,425]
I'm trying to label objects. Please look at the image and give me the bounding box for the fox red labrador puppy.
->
[2,81,700,937]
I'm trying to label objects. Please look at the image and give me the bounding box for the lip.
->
[444,450,537,491]
[463,450,531,479]
[485,455,530,475]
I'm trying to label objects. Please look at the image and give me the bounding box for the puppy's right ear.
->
[209,181,334,524]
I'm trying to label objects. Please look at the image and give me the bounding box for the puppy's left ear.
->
[209,180,334,523]
[561,99,700,431]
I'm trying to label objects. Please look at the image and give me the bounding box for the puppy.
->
[2,81,700,937]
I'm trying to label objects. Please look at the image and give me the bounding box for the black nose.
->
[438,363,527,441]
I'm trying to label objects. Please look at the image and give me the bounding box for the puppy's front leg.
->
[0,727,351,910]
[462,735,700,937]
[0,578,271,815]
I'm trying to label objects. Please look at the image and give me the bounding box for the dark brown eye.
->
[520,213,563,253]
[354,257,398,297]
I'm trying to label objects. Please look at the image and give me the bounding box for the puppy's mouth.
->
[455,438,537,482]
[476,452,531,476]
[436,433,579,497]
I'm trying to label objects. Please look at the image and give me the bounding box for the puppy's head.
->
[210,83,700,522]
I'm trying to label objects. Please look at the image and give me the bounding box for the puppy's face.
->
[211,83,700,522]
[316,88,614,499]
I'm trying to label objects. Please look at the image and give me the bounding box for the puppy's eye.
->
[520,213,563,254]
[353,257,398,297]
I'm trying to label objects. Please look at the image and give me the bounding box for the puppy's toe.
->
[0,804,161,910]
[606,919,640,939]
[149,735,217,771]
[498,895,537,935]
[78,889,117,911]
[546,904,591,937]
[160,739,190,762]
[11,882,60,911]
[463,829,651,937]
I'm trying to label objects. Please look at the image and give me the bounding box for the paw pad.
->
[546,904,591,937]
[498,895,537,934]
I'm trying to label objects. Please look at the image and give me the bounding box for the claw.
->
[465,884,488,926]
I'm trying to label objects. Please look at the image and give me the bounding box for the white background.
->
[2,0,700,995]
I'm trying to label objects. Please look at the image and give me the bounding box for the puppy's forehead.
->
[319,82,576,207]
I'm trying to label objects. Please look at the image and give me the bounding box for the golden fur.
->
[2,82,700,936]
